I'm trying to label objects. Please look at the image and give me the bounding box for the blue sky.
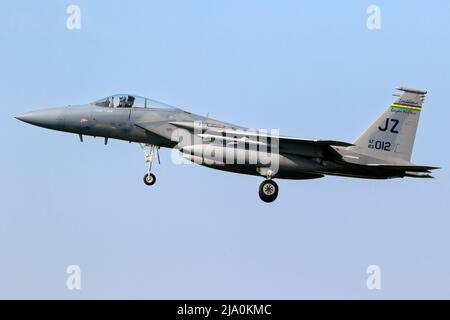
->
[1,0,450,299]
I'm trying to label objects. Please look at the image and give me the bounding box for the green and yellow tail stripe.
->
[390,103,422,111]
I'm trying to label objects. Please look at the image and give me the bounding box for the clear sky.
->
[1,0,450,299]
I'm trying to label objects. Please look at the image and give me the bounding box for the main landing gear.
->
[140,144,160,186]
[258,179,279,203]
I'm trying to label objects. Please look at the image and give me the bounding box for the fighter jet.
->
[15,87,438,202]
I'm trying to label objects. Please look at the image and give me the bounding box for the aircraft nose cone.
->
[15,108,66,130]
[15,112,37,123]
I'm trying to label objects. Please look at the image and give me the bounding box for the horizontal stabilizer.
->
[404,171,434,178]
[366,164,440,172]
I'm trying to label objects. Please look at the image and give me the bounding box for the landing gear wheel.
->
[259,180,279,203]
[143,173,156,186]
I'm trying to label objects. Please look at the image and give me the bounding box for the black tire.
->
[258,180,278,203]
[143,173,156,186]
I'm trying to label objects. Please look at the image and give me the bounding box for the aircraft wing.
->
[170,121,353,160]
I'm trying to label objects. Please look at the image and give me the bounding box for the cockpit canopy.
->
[93,94,175,109]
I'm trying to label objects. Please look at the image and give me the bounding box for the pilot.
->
[126,95,135,108]
[119,96,126,108]
[108,96,113,108]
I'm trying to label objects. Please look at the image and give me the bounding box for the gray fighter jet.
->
[15,87,438,202]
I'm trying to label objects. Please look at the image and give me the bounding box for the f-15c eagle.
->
[16,87,438,202]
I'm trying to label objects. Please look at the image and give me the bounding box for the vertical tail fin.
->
[350,87,427,163]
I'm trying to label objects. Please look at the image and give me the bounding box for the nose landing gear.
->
[143,173,156,186]
[140,144,160,186]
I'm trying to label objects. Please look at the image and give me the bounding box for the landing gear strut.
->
[259,179,279,203]
[140,144,160,186]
